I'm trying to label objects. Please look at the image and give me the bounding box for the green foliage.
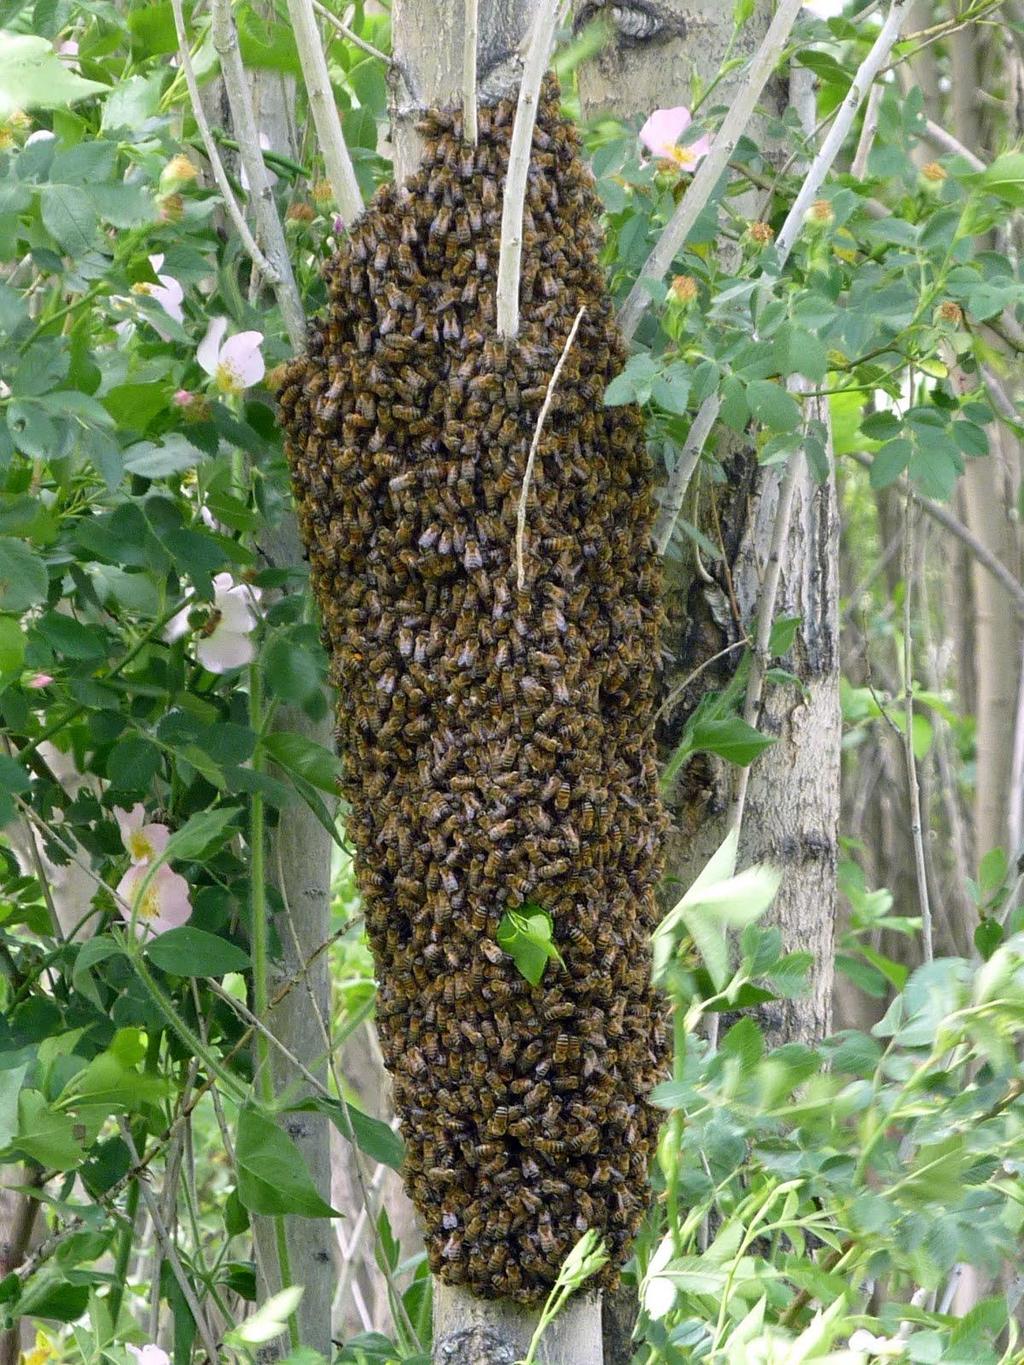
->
[496,903,564,986]
[0,0,1021,1360]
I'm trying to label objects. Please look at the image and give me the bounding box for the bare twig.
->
[496,1,565,337]
[286,0,363,224]
[775,0,912,261]
[310,0,392,67]
[655,639,749,724]
[901,494,934,961]
[209,0,306,347]
[848,452,1024,621]
[119,1123,221,1363]
[618,0,806,342]
[516,306,586,587]
[652,395,719,555]
[463,0,478,146]
[921,117,986,170]
[851,81,884,179]
[169,0,279,283]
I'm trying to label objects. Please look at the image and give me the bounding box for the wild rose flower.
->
[165,571,260,673]
[639,106,711,171]
[127,1345,172,1365]
[197,317,265,395]
[132,254,184,326]
[26,673,53,689]
[116,861,192,938]
[115,803,170,864]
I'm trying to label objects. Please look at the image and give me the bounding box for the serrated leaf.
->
[39,183,99,254]
[122,434,207,478]
[0,537,47,612]
[0,34,106,117]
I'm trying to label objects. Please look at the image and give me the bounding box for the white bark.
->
[433,1286,601,1363]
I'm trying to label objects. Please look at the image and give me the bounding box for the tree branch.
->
[286,0,364,224]
[496,0,565,338]
[169,0,280,283]
[209,0,306,348]
[463,0,479,146]
[652,394,719,555]
[775,0,912,261]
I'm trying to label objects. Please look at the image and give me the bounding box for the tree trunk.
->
[578,9,840,1357]
[577,0,840,1045]
[252,519,337,1362]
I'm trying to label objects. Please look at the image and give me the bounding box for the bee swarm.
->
[279,76,667,1304]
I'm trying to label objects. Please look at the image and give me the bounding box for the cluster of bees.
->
[278,77,668,1303]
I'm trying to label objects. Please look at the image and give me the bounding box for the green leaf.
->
[0,1062,27,1150]
[122,434,207,478]
[496,905,564,987]
[772,324,827,383]
[651,366,691,416]
[965,150,1024,207]
[288,1096,405,1172]
[107,734,161,790]
[262,731,341,794]
[235,1105,337,1218]
[13,1089,84,1168]
[146,927,251,977]
[0,616,25,677]
[746,379,802,433]
[164,806,241,861]
[39,184,99,254]
[869,438,912,489]
[689,716,776,767]
[0,537,48,612]
[768,615,801,657]
[0,35,106,117]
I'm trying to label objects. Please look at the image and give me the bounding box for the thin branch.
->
[118,1122,221,1364]
[169,0,279,283]
[496,1,565,338]
[209,0,306,348]
[655,639,749,724]
[618,0,807,343]
[463,0,478,147]
[921,117,986,170]
[901,494,934,961]
[516,306,585,586]
[652,394,719,555]
[847,454,1024,621]
[850,81,884,179]
[310,0,392,67]
[286,0,363,225]
[775,0,912,262]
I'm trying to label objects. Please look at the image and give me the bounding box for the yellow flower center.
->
[127,829,157,861]
[138,882,162,920]
[215,362,244,396]
[669,145,698,168]
[131,282,154,297]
